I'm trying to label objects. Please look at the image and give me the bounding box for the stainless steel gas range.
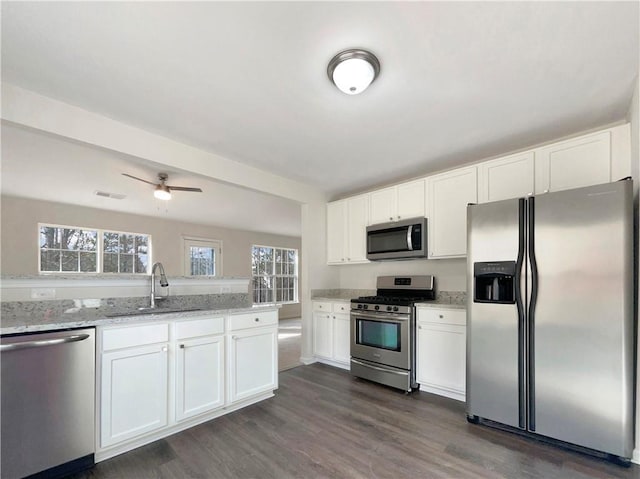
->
[350,275,435,392]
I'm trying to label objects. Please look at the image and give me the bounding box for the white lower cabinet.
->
[175,335,224,421]
[312,311,333,359]
[228,326,278,403]
[100,323,170,448]
[97,309,278,460]
[312,300,350,369]
[333,313,351,364]
[416,307,466,402]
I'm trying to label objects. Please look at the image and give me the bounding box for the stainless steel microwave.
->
[366,217,428,260]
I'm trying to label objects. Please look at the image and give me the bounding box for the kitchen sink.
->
[104,307,203,318]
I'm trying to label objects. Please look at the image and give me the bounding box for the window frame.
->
[38,223,152,275]
[183,236,222,277]
[251,244,298,305]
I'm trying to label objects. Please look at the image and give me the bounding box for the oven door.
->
[350,310,411,370]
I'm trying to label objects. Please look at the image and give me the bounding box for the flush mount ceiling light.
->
[327,49,380,95]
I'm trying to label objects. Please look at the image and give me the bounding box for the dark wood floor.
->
[72,364,639,479]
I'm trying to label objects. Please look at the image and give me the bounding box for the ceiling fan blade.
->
[122,173,157,185]
[167,186,203,192]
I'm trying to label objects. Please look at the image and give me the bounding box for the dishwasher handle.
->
[0,333,91,352]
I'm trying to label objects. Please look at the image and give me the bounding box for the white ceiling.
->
[1,2,639,231]
[1,123,302,236]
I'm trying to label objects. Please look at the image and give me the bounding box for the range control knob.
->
[374,305,380,311]
[386,306,392,312]
[363,304,368,310]
[357,304,363,309]
[393,306,399,312]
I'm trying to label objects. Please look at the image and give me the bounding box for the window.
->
[183,237,222,276]
[39,226,98,272]
[252,245,298,304]
[39,224,150,274]
[103,231,149,274]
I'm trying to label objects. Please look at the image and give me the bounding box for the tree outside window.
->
[39,224,150,274]
[252,245,297,304]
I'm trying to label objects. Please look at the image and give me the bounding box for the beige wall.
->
[1,195,302,319]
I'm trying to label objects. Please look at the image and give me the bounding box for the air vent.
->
[95,190,126,200]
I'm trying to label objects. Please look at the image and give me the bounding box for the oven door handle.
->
[351,358,409,376]
[350,311,409,322]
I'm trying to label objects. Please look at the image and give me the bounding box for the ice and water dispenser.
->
[473,261,516,304]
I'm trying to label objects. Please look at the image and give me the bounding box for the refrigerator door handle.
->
[515,198,526,429]
[527,196,538,431]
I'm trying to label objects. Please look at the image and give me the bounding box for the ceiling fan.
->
[122,172,203,200]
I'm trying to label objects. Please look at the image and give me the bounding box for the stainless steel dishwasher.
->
[1,328,95,478]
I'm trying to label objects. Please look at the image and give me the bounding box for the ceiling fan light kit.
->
[154,185,172,201]
[327,48,380,95]
[122,172,202,201]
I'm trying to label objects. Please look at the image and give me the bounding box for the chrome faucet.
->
[150,262,169,308]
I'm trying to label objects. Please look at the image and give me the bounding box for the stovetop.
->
[350,295,435,306]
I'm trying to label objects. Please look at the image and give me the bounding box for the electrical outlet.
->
[31,288,56,300]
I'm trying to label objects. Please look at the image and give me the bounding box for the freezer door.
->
[467,198,524,428]
[531,180,634,457]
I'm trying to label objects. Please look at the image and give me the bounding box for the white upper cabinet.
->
[326,194,369,264]
[478,152,535,203]
[368,187,396,225]
[427,166,477,259]
[534,130,611,194]
[369,179,425,225]
[326,200,347,264]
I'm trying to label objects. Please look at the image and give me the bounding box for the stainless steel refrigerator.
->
[466,179,634,461]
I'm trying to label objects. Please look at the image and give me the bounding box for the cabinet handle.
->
[389,217,393,221]
[179,344,185,349]
[318,305,322,309]
[543,189,549,193]
[347,257,351,261]
[254,318,260,322]
[439,314,444,319]
[162,346,168,352]
[528,192,533,196]
[341,258,345,261]
[232,336,238,340]
[397,215,401,219]
[418,325,422,329]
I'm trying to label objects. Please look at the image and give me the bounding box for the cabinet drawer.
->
[332,302,350,314]
[102,323,169,351]
[313,301,332,312]
[229,310,278,331]
[175,316,224,340]
[417,308,466,326]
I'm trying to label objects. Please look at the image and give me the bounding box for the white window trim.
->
[182,236,223,277]
[38,223,152,275]
[251,244,299,305]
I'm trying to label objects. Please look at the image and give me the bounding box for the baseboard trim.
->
[96,391,274,463]
[315,357,350,370]
[632,447,639,464]
[419,383,465,402]
[300,356,316,365]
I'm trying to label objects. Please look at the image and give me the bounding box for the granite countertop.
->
[1,304,280,335]
[414,301,466,310]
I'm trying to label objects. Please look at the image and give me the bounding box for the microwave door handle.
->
[407,225,413,251]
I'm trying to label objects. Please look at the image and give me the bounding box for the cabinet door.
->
[101,344,169,447]
[327,200,347,264]
[175,335,224,422]
[535,130,611,194]
[333,313,351,364]
[397,179,426,220]
[369,187,397,225]
[417,322,466,398]
[346,194,369,263]
[228,327,277,403]
[313,312,333,359]
[428,167,478,258]
[478,152,534,203]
